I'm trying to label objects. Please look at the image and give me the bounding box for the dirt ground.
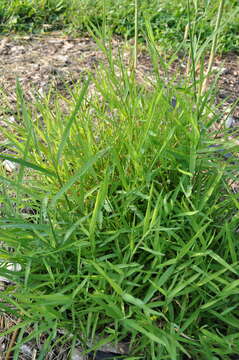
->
[0,32,238,360]
[0,32,238,117]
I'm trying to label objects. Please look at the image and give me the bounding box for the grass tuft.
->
[0,2,239,359]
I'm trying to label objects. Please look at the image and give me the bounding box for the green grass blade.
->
[0,154,56,177]
[50,148,109,206]
[56,77,90,165]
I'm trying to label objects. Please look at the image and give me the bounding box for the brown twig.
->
[5,319,21,360]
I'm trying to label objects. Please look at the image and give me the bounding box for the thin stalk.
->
[102,0,106,42]
[184,23,189,42]
[133,0,139,71]
[187,0,197,104]
[201,0,225,95]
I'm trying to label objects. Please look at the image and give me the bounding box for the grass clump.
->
[0,0,239,357]
[0,28,239,357]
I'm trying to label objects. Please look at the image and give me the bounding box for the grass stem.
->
[133,0,139,71]
[201,0,225,95]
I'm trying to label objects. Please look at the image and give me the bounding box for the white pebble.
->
[225,115,235,129]
[2,159,19,173]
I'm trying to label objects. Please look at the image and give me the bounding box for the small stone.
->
[225,115,235,129]
[71,348,85,360]
[0,262,22,283]
[56,55,70,64]
[0,343,6,351]
[8,116,15,124]
[20,344,33,357]
[2,159,19,173]
[6,263,22,272]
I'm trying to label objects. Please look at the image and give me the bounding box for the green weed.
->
[0,1,239,359]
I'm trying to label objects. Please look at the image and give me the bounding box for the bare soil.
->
[0,32,238,117]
